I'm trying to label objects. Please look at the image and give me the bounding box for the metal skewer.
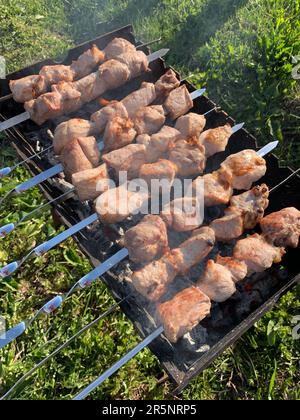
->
[0,145,54,178]
[0,93,13,103]
[73,326,164,400]
[0,49,170,134]
[0,125,259,279]
[0,88,206,208]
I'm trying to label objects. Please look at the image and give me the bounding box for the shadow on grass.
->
[168,0,249,67]
[105,0,161,32]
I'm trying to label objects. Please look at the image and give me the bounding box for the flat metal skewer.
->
[73,326,164,400]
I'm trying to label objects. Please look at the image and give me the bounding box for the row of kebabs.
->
[9,38,154,125]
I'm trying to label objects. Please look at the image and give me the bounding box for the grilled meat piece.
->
[90,101,128,132]
[24,57,132,125]
[39,65,74,86]
[176,226,215,273]
[161,197,203,232]
[168,136,206,176]
[103,116,137,152]
[103,37,136,60]
[175,112,206,139]
[164,85,193,120]
[116,50,149,79]
[221,150,267,190]
[70,44,105,78]
[229,184,269,228]
[25,83,82,125]
[197,259,236,302]
[71,164,110,201]
[124,215,168,264]
[157,286,211,343]
[139,159,177,188]
[260,207,300,248]
[9,75,48,103]
[233,233,285,275]
[132,251,180,301]
[103,143,147,179]
[211,212,244,243]
[199,124,232,157]
[133,105,166,135]
[9,43,104,103]
[215,255,248,283]
[154,69,180,96]
[121,82,156,118]
[137,126,181,163]
[132,227,215,301]
[195,168,233,207]
[95,182,148,224]
[53,118,96,154]
[211,184,269,241]
[60,136,100,180]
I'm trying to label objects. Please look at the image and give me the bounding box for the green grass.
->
[0,0,299,400]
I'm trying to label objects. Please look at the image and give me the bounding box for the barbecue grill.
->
[0,24,299,396]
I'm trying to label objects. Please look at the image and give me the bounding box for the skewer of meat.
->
[6,38,161,103]
[0,47,169,132]
[0,140,273,278]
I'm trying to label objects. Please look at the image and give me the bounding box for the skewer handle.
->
[14,164,63,193]
[0,322,26,349]
[0,261,19,278]
[0,167,12,178]
[34,213,98,256]
[0,223,15,238]
[41,296,63,314]
[78,248,129,289]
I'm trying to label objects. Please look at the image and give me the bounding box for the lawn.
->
[0,0,299,400]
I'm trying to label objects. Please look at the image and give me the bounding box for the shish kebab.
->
[0,82,207,232]
[0,163,289,350]
[0,78,204,201]
[0,119,248,278]
[74,206,300,400]
[0,68,189,178]
[6,38,158,104]
[0,43,169,132]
